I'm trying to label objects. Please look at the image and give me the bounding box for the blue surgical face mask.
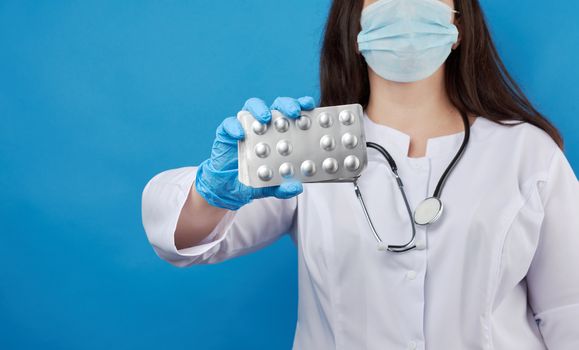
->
[357,0,459,83]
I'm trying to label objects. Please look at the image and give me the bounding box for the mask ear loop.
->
[451,9,461,49]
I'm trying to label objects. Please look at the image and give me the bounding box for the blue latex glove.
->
[195,96,316,210]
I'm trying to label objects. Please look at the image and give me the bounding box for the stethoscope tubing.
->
[355,110,471,253]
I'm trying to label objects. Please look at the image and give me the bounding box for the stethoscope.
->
[353,110,471,253]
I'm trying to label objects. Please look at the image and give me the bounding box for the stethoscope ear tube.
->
[366,141,398,172]
[355,111,471,253]
[354,174,417,253]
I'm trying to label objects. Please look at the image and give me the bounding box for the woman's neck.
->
[365,66,463,136]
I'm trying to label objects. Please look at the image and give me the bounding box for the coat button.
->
[415,238,426,250]
[407,340,417,349]
[406,270,417,280]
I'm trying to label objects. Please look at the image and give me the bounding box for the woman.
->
[142,0,579,348]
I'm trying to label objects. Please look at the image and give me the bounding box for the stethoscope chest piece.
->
[414,196,443,225]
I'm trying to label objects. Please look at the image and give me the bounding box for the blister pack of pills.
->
[237,103,367,188]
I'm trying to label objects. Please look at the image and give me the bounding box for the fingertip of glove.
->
[278,181,303,197]
[222,117,245,140]
[298,96,316,110]
[287,107,301,119]
[243,97,271,124]
[257,111,272,123]
[271,97,302,119]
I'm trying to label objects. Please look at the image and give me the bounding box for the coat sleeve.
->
[141,166,298,267]
[526,147,579,349]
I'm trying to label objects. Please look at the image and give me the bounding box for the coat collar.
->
[362,112,492,161]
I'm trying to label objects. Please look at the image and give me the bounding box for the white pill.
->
[322,158,339,174]
[339,110,355,125]
[279,162,295,178]
[274,118,289,132]
[320,135,336,151]
[300,160,317,177]
[296,116,311,130]
[252,120,267,135]
[276,140,292,156]
[344,155,360,171]
[254,142,270,158]
[341,132,358,149]
[257,165,273,181]
[318,112,333,128]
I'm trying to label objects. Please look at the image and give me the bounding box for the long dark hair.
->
[319,0,564,149]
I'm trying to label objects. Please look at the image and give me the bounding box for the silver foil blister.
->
[237,104,367,188]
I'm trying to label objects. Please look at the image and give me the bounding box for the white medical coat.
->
[142,115,579,349]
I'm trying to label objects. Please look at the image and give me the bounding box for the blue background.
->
[1,1,577,349]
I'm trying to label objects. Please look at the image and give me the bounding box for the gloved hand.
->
[195,96,316,210]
